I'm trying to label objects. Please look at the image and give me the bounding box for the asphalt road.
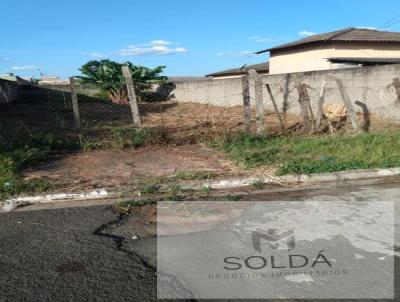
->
[0,181,399,301]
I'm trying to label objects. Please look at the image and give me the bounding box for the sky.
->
[2,0,400,79]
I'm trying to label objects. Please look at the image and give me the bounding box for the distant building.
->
[0,73,33,86]
[206,62,269,79]
[256,27,400,74]
[38,76,68,85]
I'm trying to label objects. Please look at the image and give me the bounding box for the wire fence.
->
[2,67,400,152]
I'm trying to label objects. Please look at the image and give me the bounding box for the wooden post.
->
[122,65,142,127]
[241,75,251,132]
[266,83,286,134]
[315,80,326,130]
[247,69,264,134]
[69,77,81,129]
[295,82,310,133]
[331,76,360,132]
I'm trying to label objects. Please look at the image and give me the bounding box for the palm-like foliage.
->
[78,60,167,104]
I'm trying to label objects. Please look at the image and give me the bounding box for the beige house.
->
[38,76,68,85]
[256,27,400,74]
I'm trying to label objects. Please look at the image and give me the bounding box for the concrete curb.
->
[182,167,400,190]
[1,167,400,213]
[0,189,110,213]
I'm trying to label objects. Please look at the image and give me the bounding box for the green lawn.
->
[215,131,400,175]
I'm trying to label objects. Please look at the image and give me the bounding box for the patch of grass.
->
[0,148,58,199]
[160,183,184,202]
[78,135,106,151]
[215,131,400,175]
[0,128,73,199]
[164,194,184,202]
[200,185,212,193]
[115,199,156,213]
[140,183,160,195]
[173,171,216,181]
[251,179,266,190]
[165,183,182,195]
[224,194,242,201]
[1,177,57,200]
[78,127,170,151]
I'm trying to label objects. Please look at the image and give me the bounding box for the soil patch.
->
[22,145,238,191]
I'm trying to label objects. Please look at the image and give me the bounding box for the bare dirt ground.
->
[22,145,240,191]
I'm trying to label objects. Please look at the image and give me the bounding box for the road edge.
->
[1,167,400,213]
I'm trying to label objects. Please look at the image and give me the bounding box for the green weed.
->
[173,171,216,181]
[251,179,266,190]
[140,183,160,195]
[115,199,156,213]
[215,131,400,175]
[224,194,242,201]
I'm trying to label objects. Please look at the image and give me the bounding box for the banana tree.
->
[78,60,167,104]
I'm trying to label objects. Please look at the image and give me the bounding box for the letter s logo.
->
[223,257,242,270]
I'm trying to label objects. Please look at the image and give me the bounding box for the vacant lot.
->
[1,85,400,198]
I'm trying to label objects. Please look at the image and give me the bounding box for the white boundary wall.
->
[171,64,400,121]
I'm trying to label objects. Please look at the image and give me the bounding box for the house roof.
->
[206,62,269,77]
[256,27,400,54]
[327,57,400,65]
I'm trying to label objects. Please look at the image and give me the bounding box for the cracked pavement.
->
[0,181,400,301]
[0,206,159,302]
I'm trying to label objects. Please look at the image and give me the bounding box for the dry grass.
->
[139,100,400,140]
[140,101,304,141]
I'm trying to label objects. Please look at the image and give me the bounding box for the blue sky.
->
[2,0,400,78]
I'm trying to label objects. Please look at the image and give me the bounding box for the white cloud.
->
[88,52,109,59]
[11,65,39,71]
[150,40,171,45]
[299,30,317,37]
[249,36,278,43]
[217,50,255,57]
[119,40,187,56]
[0,57,8,63]
[356,26,377,30]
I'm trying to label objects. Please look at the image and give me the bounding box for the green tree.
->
[78,60,167,104]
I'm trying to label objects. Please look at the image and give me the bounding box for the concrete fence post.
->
[330,76,360,132]
[296,81,311,133]
[241,75,251,132]
[266,83,286,134]
[315,79,326,130]
[69,77,81,129]
[122,66,142,127]
[247,69,264,134]
[303,84,315,131]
